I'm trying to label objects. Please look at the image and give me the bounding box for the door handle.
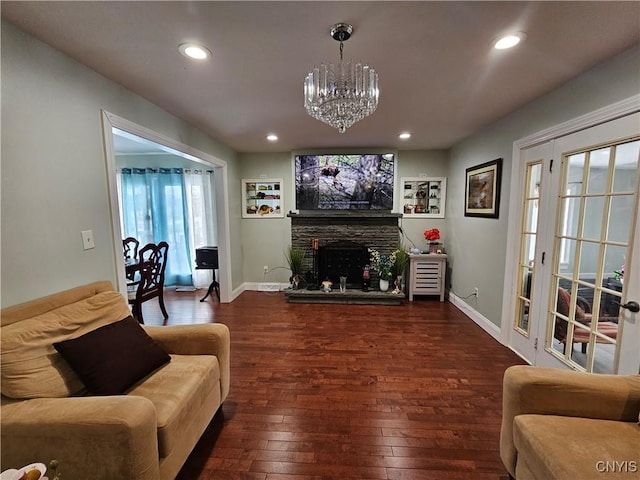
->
[620,301,640,313]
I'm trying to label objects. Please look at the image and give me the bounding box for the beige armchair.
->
[1,281,230,480]
[500,365,640,480]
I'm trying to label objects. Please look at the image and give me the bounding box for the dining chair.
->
[554,287,618,354]
[123,237,140,260]
[127,241,169,324]
[123,237,140,282]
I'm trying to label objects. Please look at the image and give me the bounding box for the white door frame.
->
[101,110,233,303]
[502,94,640,359]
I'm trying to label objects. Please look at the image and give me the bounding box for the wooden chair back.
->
[129,241,169,323]
[123,237,140,260]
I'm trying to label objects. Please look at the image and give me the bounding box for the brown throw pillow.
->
[53,316,170,395]
[1,291,132,399]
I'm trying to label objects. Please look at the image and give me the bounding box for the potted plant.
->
[392,246,410,277]
[613,264,624,283]
[423,228,441,253]
[368,248,394,292]
[391,246,410,294]
[284,246,305,289]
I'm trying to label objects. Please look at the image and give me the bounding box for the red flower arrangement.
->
[423,228,440,242]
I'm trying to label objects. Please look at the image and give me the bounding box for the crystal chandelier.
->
[304,23,379,133]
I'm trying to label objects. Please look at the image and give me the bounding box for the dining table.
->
[125,257,141,281]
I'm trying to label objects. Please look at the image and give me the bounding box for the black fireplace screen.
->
[318,241,368,288]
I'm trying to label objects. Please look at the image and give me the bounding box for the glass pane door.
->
[515,162,543,335]
[509,141,552,363]
[547,137,639,373]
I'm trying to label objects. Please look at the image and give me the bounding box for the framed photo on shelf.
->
[464,158,502,218]
[242,178,284,218]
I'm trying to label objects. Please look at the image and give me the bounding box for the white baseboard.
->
[258,283,280,292]
[175,286,196,292]
[448,293,503,344]
[230,284,245,302]
[508,346,532,365]
[242,282,288,292]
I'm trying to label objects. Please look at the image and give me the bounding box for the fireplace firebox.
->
[318,241,368,289]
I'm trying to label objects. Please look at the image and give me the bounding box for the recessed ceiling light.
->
[398,132,411,140]
[178,43,212,60]
[266,134,278,142]
[494,33,525,50]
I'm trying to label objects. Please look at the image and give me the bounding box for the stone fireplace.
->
[289,212,401,288]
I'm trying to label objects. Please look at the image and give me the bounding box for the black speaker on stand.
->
[195,246,219,301]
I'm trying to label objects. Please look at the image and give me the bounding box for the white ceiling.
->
[112,129,181,157]
[3,1,639,154]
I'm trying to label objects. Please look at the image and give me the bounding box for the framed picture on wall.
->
[242,178,284,218]
[464,158,502,218]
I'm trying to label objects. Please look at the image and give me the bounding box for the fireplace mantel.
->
[288,211,401,219]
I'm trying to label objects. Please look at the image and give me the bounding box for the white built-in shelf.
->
[401,177,446,218]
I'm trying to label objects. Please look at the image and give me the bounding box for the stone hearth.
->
[284,288,403,305]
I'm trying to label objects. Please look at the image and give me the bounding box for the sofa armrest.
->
[1,395,160,480]
[500,365,640,477]
[143,323,230,402]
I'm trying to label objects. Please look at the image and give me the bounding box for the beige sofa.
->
[1,281,230,480]
[501,365,640,480]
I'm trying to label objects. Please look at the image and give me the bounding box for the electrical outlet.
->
[474,287,479,298]
[263,265,268,273]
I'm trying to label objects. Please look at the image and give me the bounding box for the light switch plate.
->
[81,230,95,250]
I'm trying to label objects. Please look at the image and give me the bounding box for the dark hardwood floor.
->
[143,289,524,480]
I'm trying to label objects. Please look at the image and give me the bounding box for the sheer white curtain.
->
[116,167,216,288]
[183,169,217,288]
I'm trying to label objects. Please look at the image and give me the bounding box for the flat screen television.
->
[295,153,395,211]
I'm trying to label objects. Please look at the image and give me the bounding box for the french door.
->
[510,142,551,363]
[509,111,640,374]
